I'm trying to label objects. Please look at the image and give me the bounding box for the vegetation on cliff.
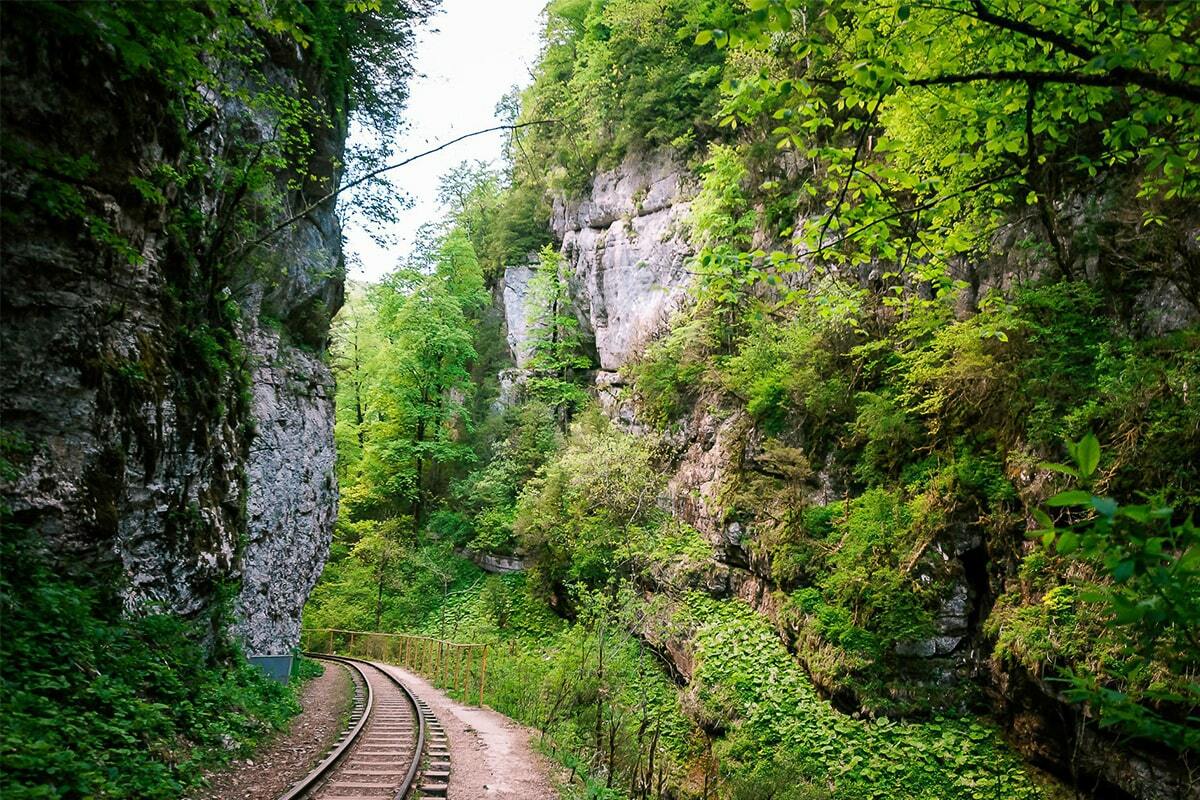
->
[309,1,1198,798]
[1,1,428,795]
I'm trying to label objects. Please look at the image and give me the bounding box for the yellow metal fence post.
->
[472,642,482,705]
[455,645,463,694]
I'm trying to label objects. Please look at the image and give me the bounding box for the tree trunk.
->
[414,412,426,524]
[374,553,387,630]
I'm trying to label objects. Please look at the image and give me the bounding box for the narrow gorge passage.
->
[2,2,1198,800]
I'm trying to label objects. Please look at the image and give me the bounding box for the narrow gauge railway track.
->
[278,655,450,800]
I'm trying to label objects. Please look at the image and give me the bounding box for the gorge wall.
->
[0,9,340,655]
[502,149,696,421]
[498,147,1197,800]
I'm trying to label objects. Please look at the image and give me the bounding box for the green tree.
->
[364,277,474,520]
[348,517,412,631]
[351,228,488,520]
[516,413,661,593]
[330,283,382,485]
[525,246,592,428]
[697,0,1200,311]
[1032,434,1200,751]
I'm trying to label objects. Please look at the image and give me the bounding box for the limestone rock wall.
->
[236,323,338,654]
[502,264,538,369]
[499,148,696,409]
[550,148,696,373]
[0,9,340,655]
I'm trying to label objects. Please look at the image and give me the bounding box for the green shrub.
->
[515,413,662,592]
[626,313,715,429]
[848,390,924,486]
[427,509,473,547]
[720,314,852,450]
[0,521,301,799]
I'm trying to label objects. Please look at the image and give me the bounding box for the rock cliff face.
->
[500,148,696,415]
[0,11,340,655]
[550,149,696,374]
[498,145,1194,800]
[237,316,338,655]
[502,264,539,369]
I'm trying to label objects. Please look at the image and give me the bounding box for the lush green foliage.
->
[517,0,739,189]
[1004,436,1200,750]
[685,594,1039,799]
[697,0,1200,307]
[516,413,662,591]
[450,403,561,555]
[334,228,488,522]
[0,522,305,799]
[435,160,553,282]
[310,2,1200,798]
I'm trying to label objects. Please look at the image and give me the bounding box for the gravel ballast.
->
[196,660,354,800]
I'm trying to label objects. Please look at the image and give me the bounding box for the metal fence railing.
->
[301,628,489,705]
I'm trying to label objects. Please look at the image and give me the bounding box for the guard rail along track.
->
[277,654,450,800]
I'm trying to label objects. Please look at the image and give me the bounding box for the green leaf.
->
[1118,505,1151,523]
[1075,433,1100,477]
[1056,531,1080,555]
[694,30,713,46]
[1112,559,1136,582]
[1178,545,1200,571]
[1046,490,1092,507]
[1038,462,1079,479]
[1110,596,1144,624]
[1090,496,1118,519]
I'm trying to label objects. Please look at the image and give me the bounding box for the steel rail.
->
[277,653,427,800]
[276,654,373,800]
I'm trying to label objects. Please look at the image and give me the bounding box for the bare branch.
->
[236,120,557,258]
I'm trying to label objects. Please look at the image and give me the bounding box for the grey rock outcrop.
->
[0,11,341,655]
[502,264,538,369]
[551,149,696,372]
[498,150,696,412]
[235,323,338,654]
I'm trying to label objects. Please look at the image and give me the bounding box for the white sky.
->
[342,0,547,282]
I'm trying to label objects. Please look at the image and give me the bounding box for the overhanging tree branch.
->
[1024,79,1071,278]
[236,119,557,257]
[908,68,1200,104]
[817,93,885,252]
[969,0,1096,62]
[923,1,1200,102]
[682,169,1023,281]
